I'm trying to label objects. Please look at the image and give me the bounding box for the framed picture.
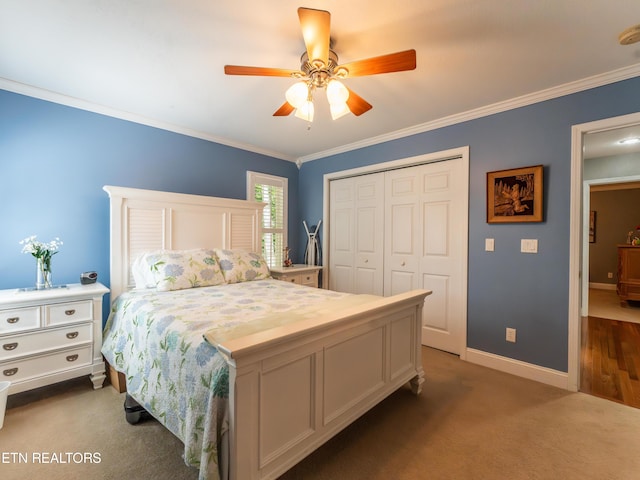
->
[487,165,544,223]
[589,211,596,243]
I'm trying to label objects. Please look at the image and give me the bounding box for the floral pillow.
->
[214,249,271,284]
[144,248,226,291]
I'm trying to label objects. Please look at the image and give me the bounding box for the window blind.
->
[247,172,288,268]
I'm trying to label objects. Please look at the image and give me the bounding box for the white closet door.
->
[385,159,467,354]
[329,174,384,295]
[384,169,421,295]
[329,177,355,293]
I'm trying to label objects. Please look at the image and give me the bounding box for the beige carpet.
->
[2,347,640,480]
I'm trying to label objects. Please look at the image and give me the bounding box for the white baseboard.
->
[465,348,570,390]
[589,282,616,291]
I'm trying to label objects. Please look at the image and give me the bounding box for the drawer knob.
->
[66,354,79,362]
[290,278,296,282]
[64,309,76,316]
[66,331,79,339]
[3,367,18,376]
[6,317,19,324]
[2,342,18,351]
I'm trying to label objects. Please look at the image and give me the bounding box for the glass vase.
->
[36,257,52,289]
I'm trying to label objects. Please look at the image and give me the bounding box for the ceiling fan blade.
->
[339,49,416,77]
[224,65,300,77]
[298,7,330,65]
[273,101,295,116]
[346,88,373,116]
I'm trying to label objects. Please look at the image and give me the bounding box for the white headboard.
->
[103,185,265,301]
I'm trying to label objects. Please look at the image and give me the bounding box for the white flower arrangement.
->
[20,235,63,262]
[19,236,63,288]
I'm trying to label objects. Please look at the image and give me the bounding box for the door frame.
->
[322,146,470,359]
[568,111,640,391]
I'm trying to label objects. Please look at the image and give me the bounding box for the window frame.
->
[247,171,288,268]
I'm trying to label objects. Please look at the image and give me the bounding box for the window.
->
[247,171,288,268]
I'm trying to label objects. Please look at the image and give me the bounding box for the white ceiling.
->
[1,0,640,163]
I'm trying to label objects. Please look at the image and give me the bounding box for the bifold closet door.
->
[329,173,384,295]
[384,159,466,354]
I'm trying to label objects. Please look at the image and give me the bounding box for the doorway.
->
[569,112,640,403]
[581,181,640,407]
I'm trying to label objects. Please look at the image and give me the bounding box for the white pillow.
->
[141,248,226,291]
[131,251,163,289]
[214,249,271,284]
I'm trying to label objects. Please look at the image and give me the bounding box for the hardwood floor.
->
[580,315,640,408]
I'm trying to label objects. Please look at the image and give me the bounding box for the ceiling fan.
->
[224,7,417,123]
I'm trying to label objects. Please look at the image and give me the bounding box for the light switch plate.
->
[521,239,538,253]
[485,238,494,251]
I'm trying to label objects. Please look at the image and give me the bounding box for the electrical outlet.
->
[506,327,517,343]
[608,272,613,279]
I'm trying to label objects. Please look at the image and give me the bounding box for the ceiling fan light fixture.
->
[326,79,349,105]
[330,101,350,120]
[295,99,315,122]
[285,81,309,109]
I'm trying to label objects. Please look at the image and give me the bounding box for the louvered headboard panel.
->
[103,186,264,301]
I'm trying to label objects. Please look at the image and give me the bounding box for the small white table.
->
[269,264,322,288]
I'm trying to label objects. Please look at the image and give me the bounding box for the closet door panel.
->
[353,174,384,295]
[417,161,466,354]
[384,170,420,296]
[329,180,355,292]
[329,173,384,295]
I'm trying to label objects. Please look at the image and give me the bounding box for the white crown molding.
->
[0,77,297,163]
[298,63,640,164]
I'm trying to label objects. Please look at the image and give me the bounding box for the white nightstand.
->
[0,282,109,394]
[270,264,322,288]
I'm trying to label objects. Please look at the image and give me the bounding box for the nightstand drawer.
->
[0,324,92,361]
[46,300,93,326]
[0,306,41,334]
[300,272,318,287]
[1,345,91,384]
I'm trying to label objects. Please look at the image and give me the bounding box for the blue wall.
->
[299,77,640,373]
[0,90,299,320]
[3,77,640,373]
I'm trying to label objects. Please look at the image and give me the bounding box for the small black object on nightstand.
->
[80,271,98,284]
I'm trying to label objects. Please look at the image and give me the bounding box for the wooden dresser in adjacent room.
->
[617,245,640,304]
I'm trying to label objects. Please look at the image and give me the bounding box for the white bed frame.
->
[103,185,431,480]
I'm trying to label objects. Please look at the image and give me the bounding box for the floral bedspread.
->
[101,279,349,480]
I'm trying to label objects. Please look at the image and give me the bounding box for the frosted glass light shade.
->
[326,80,349,105]
[285,82,309,109]
[330,102,350,120]
[295,100,314,122]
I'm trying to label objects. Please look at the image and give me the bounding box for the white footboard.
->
[215,289,430,480]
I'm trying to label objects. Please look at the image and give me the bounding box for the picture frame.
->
[589,210,596,243]
[487,165,544,223]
